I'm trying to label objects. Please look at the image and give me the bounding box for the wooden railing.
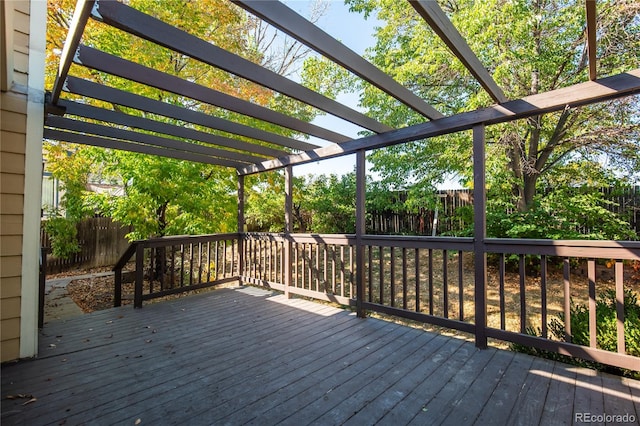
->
[240,233,357,306]
[242,233,640,371]
[113,234,240,307]
[113,232,639,371]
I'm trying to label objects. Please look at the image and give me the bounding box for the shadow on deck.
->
[2,286,639,425]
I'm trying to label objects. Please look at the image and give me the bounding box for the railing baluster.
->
[443,249,448,318]
[402,247,408,310]
[189,243,194,287]
[499,253,506,330]
[134,244,144,308]
[519,254,526,334]
[390,246,395,307]
[314,244,319,292]
[198,242,203,284]
[332,244,337,294]
[615,261,625,354]
[308,243,313,290]
[368,246,373,303]
[541,255,548,339]
[294,243,299,288]
[180,244,185,287]
[379,246,384,305]
[206,241,211,283]
[223,239,228,278]
[340,245,345,297]
[428,248,433,315]
[323,244,328,293]
[149,247,154,295]
[458,250,464,321]
[170,245,176,289]
[588,259,597,348]
[563,257,572,342]
[415,248,420,312]
[350,245,355,298]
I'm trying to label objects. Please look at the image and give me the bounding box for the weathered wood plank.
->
[572,367,605,421]
[475,352,535,425]
[539,361,578,426]
[2,286,639,426]
[506,356,555,425]
[424,349,516,425]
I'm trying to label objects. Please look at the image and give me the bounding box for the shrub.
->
[43,215,81,259]
[511,289,640,378]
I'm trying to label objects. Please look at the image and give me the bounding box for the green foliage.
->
[305,173,357,233]
[45,0,327,242]
[43,215,81,259]
[512,289,640,378]
[84,153,237,240]
[486,186,637,240]
[549,289,640,358]
[346,0,640,223]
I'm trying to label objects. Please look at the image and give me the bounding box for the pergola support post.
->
[473,124,488,349]
[355,150,366,318]
[237,173,245,284]
[284,165,293,299]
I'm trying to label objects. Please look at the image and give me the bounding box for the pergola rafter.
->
[239,68,640,175]
[90,0,392,134]
[44,0,629,172]
[409,0,507,103]
[62,77,310,153]
[231,0,445,120]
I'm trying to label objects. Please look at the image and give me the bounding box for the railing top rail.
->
[486,238,640,248]
[113,233,241,270]
[113,242,138,271]
[485,238,640,260]
[142,233,240,248]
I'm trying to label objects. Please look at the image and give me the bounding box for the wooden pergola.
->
[44,0,640,371]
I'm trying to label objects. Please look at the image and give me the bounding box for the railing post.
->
[284,165,293,298]
[473,124,487,349]
[114,266,122,307]
[134,243,144,308]
[355,150,366,318]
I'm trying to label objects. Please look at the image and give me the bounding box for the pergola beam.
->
[585,0,597,81]
[43,128,238,167]
[50,0,95,103]
[59,100,282,159]
[45,116,250,167]
[239,68,640,175]
[410,0,507,103]
[232,0,444,120]
[74,45,351,144]
[91,0,392,134]
[63,77,313,153]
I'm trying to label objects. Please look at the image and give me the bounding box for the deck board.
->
[2,286,639,425]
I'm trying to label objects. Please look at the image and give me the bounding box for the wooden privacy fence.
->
[115,232,639,372]
[41,217,131,273]
[369,186,640,236]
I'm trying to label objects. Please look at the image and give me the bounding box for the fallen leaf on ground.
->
[22,397,37,406]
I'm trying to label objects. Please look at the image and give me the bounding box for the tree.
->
[344,0,640,237]
[44,0,325,244]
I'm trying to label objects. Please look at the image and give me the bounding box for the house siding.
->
[1,0,46,362]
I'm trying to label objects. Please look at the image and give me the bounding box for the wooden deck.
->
[2,287,639,425]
